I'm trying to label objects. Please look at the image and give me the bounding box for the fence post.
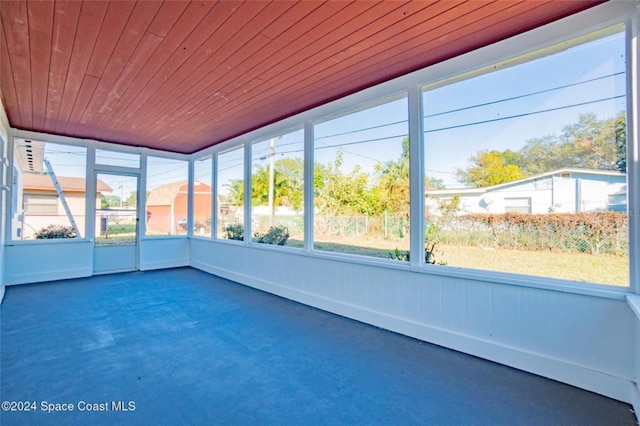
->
[384,210,388,239]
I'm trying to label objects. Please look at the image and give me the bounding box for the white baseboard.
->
[631,383,640,422]
[140,259,189,271]
[191,259,633,404]
[5,267,93,286]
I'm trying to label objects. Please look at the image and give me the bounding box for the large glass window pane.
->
[145,156,188,236]
[217,146,244,240]
[313,95,409,258]
[12,140,87,240]
[423,28,628,286]
[251,129,304,247]
[193,156,213,237]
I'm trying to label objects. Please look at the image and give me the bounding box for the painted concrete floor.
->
[0,267,635,425]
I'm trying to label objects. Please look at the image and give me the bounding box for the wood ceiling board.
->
[44,1,82,131]
[194,0,589,143]
[54,1,109,134]
[259,0,325,40]
[77,2,222,133]
[124,1,275,138]
[0,0,606,153]
[96,0,190,129]
[183,7,319,103]
[131,2,300,142]
[0,25,20,128]
[200,1,470,125]
[366,0,569,77]
[145,1,405,145]
[267,0,523,111]
[101,1,237,137]
[317,0,447,61]
[27,0,54,130]
[80,1,162,131]
[100,1,219,134]
[162,1,470,144]
[1,0,32,128]
[93,31,164,137]
[69,1,136,135]
[258,1,404,84]
[146,0,191,38]
[149,3,370,137]
[137,0,353,142]
[66,75,100,135]
[85,1,135,78]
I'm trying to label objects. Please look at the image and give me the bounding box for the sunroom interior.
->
[1,0,640,423]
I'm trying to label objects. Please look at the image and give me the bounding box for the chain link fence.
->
[314,214,409,240]
[96,210,137,245]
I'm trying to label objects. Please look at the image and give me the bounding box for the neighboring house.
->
[20,173,112,239]
[426,168,627,216]
[146,180,212,235]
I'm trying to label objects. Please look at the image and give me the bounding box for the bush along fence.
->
[223,223,290,246]
[435,211,628,255]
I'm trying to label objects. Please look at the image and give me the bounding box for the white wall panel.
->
[139,238,189,271]
[4,242,93,285]
[626,296,640,414]
[191,239,635,403]
[94,245,137,274]
[0,188,5,304]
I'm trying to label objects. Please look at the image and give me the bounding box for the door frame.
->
[93,169,142,272]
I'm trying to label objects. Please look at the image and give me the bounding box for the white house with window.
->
[426,168,627,215]
[17,174,111,240]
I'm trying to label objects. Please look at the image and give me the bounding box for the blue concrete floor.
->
[0,267,635,425]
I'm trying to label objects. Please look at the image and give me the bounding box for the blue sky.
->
[423,29,626,187]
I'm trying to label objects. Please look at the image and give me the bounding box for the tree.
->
[373,136,410,220]
[101,194,121,209]
[425,176,445,190]
[227,157,304,210]
[457,150,525,187]
[614,112,626,172]
[123,191,139,207]
[519,112,624,174]
[271,157,304,211]
[457,112,626,187]
[314,148,375,216]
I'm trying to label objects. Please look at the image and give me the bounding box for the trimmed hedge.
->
[439,212,627,255]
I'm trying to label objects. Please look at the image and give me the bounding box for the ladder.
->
[44,158,81,237]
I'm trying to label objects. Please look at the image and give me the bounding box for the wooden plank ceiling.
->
[0,0,603,154]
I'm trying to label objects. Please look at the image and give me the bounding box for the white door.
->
[94,172,139,273]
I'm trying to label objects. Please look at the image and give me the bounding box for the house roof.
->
[426,167,627,196]
[22,173,112,193]
[147,180,211,207]
[0,1,602,154]
[146,181,187,207]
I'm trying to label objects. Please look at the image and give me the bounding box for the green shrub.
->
[388,240,444,265]
[223,223,244,240]
[34,225,76,239]
[254,225,290,245]
[388,248,410,262]
[457,212,627,255]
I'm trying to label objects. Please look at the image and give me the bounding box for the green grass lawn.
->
[287,237,628,287]
[106,224,137,234]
